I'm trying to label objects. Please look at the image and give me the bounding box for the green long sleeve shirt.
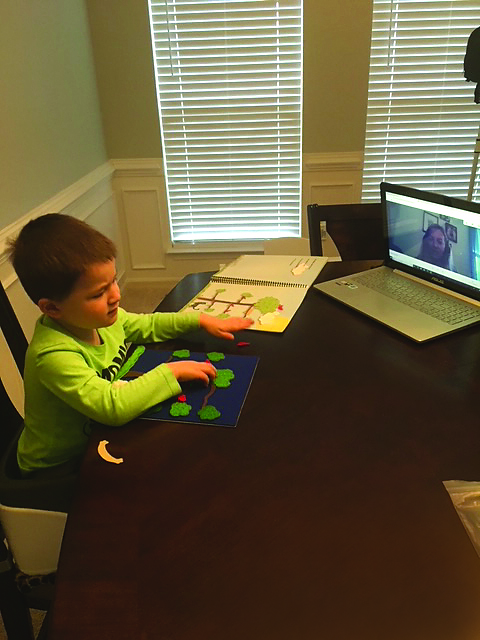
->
[18,308,201,474]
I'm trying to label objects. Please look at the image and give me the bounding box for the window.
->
[362,0,480,202]
[147,0,303,244]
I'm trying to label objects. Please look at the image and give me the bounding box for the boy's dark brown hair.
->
[8,214,117,304]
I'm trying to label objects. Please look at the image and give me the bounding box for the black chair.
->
[0,279,76,639]
[307,202,384,260]
[0,379,52,640]
[0,281,27,377]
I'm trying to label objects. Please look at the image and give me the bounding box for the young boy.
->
[8,213,252,476]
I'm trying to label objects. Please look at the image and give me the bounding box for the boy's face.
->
[44,259,121,337]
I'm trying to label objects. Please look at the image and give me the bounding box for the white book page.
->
[216,255,327,287]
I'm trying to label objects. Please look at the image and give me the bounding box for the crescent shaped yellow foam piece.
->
[97,440,124,464]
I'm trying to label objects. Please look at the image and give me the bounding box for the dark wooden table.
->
[50,261,480,640]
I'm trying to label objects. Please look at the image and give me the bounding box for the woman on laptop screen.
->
[417,224,454,271]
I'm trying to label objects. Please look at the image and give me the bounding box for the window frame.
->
[362,0,480,203]
[147,0,304,246]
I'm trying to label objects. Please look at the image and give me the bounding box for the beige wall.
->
[0,0,107,229]
[85,0,373,158]
[85,0,162,158]
[302,0,373,153]
[0,0,373,230]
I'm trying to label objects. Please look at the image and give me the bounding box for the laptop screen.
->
[381,182,480,295]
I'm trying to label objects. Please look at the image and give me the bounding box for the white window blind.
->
[362,0,480,202]
[147,0,303,243]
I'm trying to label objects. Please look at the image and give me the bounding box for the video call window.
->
[387,201,480,282]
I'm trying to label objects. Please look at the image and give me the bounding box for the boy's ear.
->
[38,298,62,319]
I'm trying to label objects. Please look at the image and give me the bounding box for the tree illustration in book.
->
[122,348,259,428]
[180,255,327,333]
[188,284,285,331]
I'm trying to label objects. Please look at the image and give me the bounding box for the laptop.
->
[314,182,480,342]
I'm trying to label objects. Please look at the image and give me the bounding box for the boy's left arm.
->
[120,308,252,343]
[120,308,202,343]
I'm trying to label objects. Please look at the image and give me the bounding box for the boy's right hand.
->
[166,360,216,385]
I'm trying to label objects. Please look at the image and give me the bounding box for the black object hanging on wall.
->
[464,26,480,103]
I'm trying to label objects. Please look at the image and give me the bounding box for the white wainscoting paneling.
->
[121,189,166,270]
[111,152,364,280]
[302,151,364,231]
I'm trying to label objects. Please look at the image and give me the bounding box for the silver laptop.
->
[314,182,480,342]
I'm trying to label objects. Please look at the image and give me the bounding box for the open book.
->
[181,254,327,333]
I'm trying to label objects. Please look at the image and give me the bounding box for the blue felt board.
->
[124,350,259,428]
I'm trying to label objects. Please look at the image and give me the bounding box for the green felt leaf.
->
[206,352,225,362]
[214,368,234,388]
[197,405,221,420]
[169,402,192,417]
[173,349,190,359]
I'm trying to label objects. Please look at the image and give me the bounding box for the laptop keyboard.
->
[354,269,480,326]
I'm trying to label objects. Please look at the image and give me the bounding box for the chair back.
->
[307,202,384,260]
[0,375,73,575]
[0,280,74,575]
[0,279,28,375]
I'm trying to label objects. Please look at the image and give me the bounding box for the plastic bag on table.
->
[443,480,480,557]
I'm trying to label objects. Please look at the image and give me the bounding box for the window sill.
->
[166,241,265,256]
